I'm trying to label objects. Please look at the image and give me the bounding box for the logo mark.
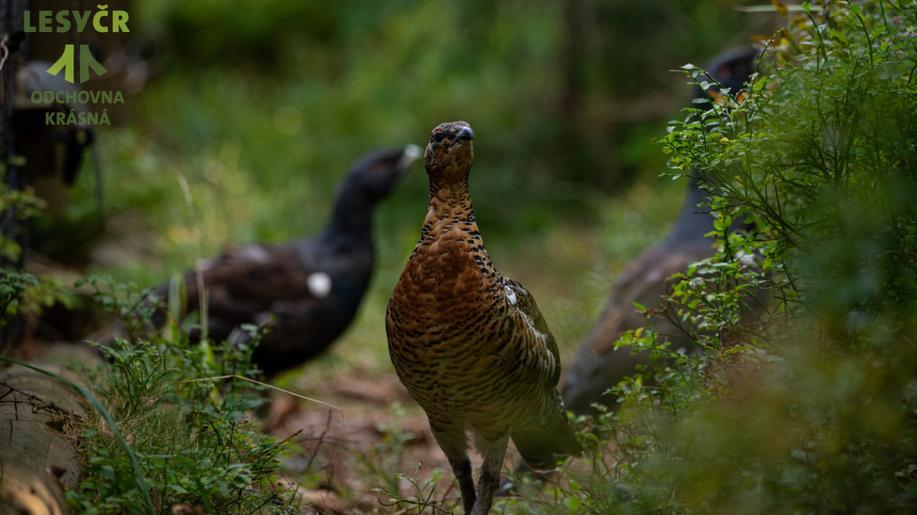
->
[47,44,107,84]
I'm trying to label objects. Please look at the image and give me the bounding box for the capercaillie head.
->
[344,145,420,202]
[425,121,475,188]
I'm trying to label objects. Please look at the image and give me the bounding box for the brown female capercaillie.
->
[386,121,580,515]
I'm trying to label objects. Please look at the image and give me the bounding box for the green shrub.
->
[65,279,294,514]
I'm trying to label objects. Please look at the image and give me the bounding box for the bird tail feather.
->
[511,395,581,469]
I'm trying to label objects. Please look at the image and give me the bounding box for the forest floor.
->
[270,367,454,513]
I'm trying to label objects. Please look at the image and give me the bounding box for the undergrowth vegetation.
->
[63,280,294,513]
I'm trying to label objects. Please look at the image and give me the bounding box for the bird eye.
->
[432,132,446,143]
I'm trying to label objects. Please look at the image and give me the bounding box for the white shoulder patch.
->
[239,245,270,263]
[307,272,333,298]
[504,285,517,305]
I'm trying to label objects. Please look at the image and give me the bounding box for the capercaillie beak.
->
[398,144,421,171]
[456,126,474,141]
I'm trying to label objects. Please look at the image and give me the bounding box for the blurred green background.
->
[51,0,763,371]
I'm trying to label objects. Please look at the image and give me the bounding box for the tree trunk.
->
[0,350,96,515]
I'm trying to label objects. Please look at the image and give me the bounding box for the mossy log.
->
[0,352,96,515]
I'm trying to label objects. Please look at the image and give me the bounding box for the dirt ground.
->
[269,366,524,514]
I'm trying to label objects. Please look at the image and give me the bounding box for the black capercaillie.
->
[562,47,760,413]
[98,146,419,378]
[176,146,420,377]
[386,121,580,515]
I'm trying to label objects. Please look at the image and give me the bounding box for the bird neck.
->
[326,182,375,239]
[666,178,714,244]
[426,179,475,226]
[418,178,501,293]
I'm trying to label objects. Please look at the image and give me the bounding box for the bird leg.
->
[471,435,509,515]
[432,427,476,514]
[451,455,476,514]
